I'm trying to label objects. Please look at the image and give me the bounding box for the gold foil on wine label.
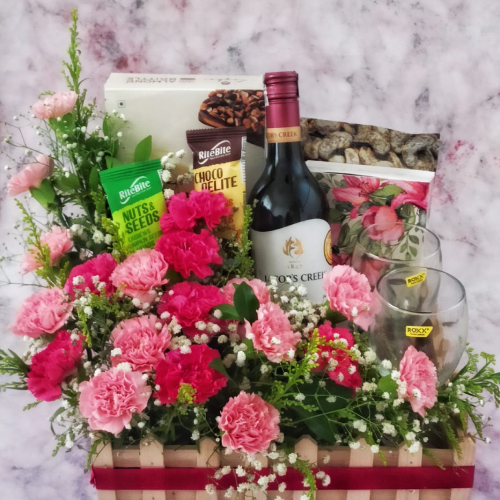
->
[324,230,333,265]
[283,237,304,257]
[266,126,301,143]
[406,326,433,338]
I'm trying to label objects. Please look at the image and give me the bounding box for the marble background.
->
[0,0,499,498]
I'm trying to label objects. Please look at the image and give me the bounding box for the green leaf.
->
[212,303,241,321]
[233,282,259,323]
[103,116,111,138]
[409,246,418,257]
[48,113,75,134]
[54,173,81,192]
[59,112,75,133]
[409,235,419,245]
[378,375,398,397]
[89,166,100,190]
[293,378,352,442]
[371,184,404,199]
[209,357,230,378]
[325,307,347,325]
[165,268,184,286]
[105,156,122,169]
[30,179,56,209]
[134,135,152,162]
[329,209,345,223]
[337,223,350,247]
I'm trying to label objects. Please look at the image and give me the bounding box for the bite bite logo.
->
[119,176,151,204]
[198,140,231,165]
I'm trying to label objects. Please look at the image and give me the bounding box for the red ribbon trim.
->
[91,466,474,491]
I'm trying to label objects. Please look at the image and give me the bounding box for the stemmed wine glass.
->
[351,222,442,288]
[368,266,468,386]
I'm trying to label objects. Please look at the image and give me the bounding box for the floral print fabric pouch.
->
[301,119,439,265]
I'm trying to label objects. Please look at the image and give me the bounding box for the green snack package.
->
[99,159,166,251]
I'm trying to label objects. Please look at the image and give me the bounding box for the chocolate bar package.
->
[104,74,265,193]
[302,119,439,265]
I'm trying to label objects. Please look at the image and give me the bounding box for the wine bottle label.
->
[251,219,333,304]
[266,126,301,144]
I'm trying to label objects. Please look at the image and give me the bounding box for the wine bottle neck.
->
[267,141,305,168]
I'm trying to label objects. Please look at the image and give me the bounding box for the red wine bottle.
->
[249,71,332,303]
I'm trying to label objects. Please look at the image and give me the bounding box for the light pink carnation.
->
[111,315,171,372]
[111,249,169,303]
[32,91,78,119]
[323,266,373,321]
[7,154,54,196]
[222,278,270,305]
[219,391,280,454]
[10,288,73,338]
[398,346,437,417]
[79,368,151,435]
[22,226,73,273]
[245,302,301,363]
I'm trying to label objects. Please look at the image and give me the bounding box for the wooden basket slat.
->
[94,435,475,500]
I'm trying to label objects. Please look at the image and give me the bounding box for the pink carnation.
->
[161,192,198,231]
[155,229,222,279]
[245,302,301,363]
[361,206,404,244]
[111,249,169,304]
[79,368,151,435]
[189,190,231,230]
[222,278,270,305]
[7,154,54,196]
[22,226,72,274]
[160,190,231,232]
[32,91,78,119]
[111,315,171,372]
[64,253,117,299]
[27,331,84,402]
[323,266,372,321]
[154,344,227,404]
[313,322,362,390]
[398,346,437,417]
[218,391,280,454]
[157,281,227,338]
[10,288,73,338]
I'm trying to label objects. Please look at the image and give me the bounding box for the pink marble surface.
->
[0,0,499,498]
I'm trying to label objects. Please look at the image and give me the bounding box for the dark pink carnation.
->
[154,344,227,404]
[219,391,280,454]
[160,190,231,232]
[64,253,117,299]
[155,229,222,279]
[313,322,361,391]
[189,190,231,230]
[27,330,84,402]
[157,281,227,338]
[161,192,198,231]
